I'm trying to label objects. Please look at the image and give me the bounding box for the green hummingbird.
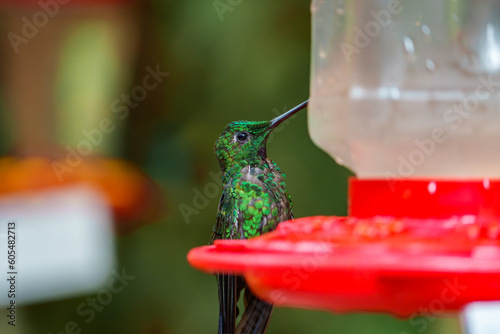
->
[210,100,308,334]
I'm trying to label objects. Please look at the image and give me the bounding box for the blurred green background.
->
[0,0,460,333]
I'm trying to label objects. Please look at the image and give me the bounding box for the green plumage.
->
[210,101,307,334]
[211,121,293,242]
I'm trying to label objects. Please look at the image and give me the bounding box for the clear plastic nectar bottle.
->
[309,0,500,179]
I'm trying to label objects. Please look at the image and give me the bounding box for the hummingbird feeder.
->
[188,0,500,327]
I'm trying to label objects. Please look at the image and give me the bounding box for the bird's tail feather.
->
[217,273,237,334]
[235,289,273,334]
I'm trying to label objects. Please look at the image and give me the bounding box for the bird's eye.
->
[236,131,249,143]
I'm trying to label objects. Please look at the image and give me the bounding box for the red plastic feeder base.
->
[187,178,500,317]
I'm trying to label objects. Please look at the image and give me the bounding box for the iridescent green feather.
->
[210,121,294,243]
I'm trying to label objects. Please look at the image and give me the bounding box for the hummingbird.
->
[210,100,308,334]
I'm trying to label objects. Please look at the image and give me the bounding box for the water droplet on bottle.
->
[421,24,431,36]
[403,36,416,63]
[319,50,326,59]
[425,59,436,72]
[427,181,437,195]
[334,0,345,15]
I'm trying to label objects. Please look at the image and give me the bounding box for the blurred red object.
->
[188,178,500,317]
[0,157,163,233]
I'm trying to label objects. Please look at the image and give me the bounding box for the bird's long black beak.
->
[269,100,308,130]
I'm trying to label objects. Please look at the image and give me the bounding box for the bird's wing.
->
[210,185,242,244]
[236,289,273,334]
[210,185,244,334]
[216,273,237,334]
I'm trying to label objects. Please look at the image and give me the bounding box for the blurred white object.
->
[309,0,500,178]
[0,185,115,306]
[462,301,500,334]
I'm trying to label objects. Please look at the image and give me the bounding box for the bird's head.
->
[214,101,308,171]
